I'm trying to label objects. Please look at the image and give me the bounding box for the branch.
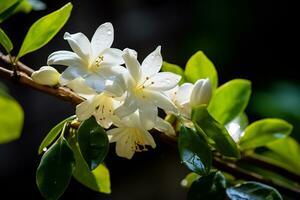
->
[0,54,84,105]
[0,54,299,197]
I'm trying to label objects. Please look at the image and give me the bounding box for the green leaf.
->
[0,89,24,144]
[162,61,186,84]
[226,181,282,200]
[184,51,218,89]
[0,28,13,53]
[17,2,72,59]
[239,119,293,150]
[38,115,75,154]
[188,171,227,200]
[181,172,200,188]
[178,126,212,175]
[255,137,300,175]
[69,137,111,194]
[77,117,109,170]
[0,0,18,14]
[36,137,75,200]
[192,105,240,158]
[0,0,21,23]
[208,79,251,125]
[225,113,248,143]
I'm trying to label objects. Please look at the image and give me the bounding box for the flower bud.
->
[31,66,60,86]
[190,78,212,107]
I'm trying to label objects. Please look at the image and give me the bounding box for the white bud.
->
[31,66,60,86]
[190,78,212,107]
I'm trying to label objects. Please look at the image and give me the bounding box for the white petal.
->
[142,130,156,148]
[114,93,138,118]
[175,83,194,105]
[95,64,127,80]
[146,72,181,91]
[101,48,124,65]
[66,77,96,99]
[59,66,88,85]
[107,128,126,142]
[123,48,141,82]
[138,104,157,130]
[91,22,114,59]
[115,132,135,159]
[64,32,91,61]
[190,78,212,107]
[76,98,96,121]
[154,117,175,136]
[141,46,162,80]
[144,90,177,113]
[94,94,114,129]
[164,85,179,101]
[104,74,127,97]
[47,50,84,67]
[84,74,106,92]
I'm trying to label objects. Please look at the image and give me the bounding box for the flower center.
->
[95,55,104,67]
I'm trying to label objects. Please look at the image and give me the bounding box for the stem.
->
[0,53,299,196]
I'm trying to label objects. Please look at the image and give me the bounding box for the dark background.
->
[1,0,299,199]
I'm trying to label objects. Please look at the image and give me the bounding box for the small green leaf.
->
[0,28,13,53]
[0,89,23,144]
[69,138,111,194]
[17,2,72,59]
[226,181,282,200]
[178,126,212,175]
[0,0,21,23]
[239,119,293,150]
[181,172,200,188]
[38,115,75,154]
[162,61,186,84]
[36,137,75,200]
[78,117,109,170]
[192,105,240,158]
[208,79,251,125]
[184,51,218,89]
[188,171,227,200]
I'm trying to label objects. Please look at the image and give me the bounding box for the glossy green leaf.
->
[188,171,227,200]
[226,181,282,200]
[17,2,72,59]
[78,117,109,170]
[162,61,186,84]
[0,0,21,23]
[69,138,111,194]
[178,126,212,175]
[0,89,24,144]
[184,51,218,89]
[192,105,240,158]
[208,79,251,125]
[38,115,75,154]
[36,137,75,200]
[181,172,200,188]
[225,113,248,143]
[0,28,13,53]
[239,119,293,150]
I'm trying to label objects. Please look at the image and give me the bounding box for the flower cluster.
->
[32,22,212,159]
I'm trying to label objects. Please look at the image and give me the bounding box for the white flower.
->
[107,112,175,159]
[47,22,125,92]
[112,47,181,130]
[76,93,120,129]
[31,66,60,86]
[167,78,212,118]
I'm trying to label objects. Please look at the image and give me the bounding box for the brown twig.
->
[0,54,300,197]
